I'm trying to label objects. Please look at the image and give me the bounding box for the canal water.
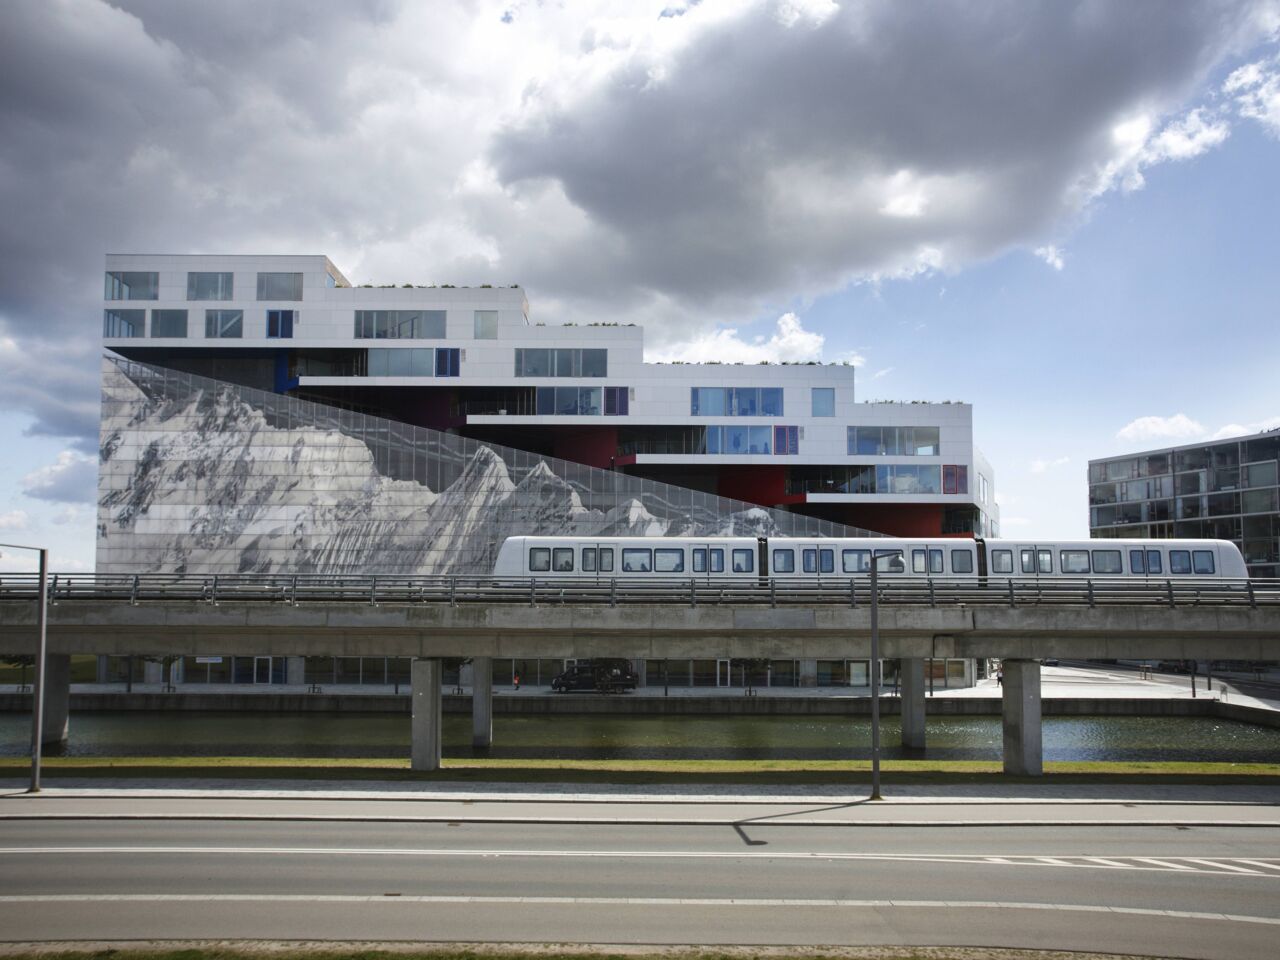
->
[1,712,1278,762]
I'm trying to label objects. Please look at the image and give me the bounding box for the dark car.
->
[551,659,639,693]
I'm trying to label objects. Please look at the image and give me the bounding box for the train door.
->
[581,542,616,579]
[691,542,725,580]
[799,543,836,577]
[1017,544,1040,578]
[910,544,944,578]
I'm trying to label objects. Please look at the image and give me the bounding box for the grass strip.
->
[1,755,1277,784]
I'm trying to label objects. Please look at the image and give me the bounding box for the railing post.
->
[849,578,857,608]
[291,574,298,607]
[1087,579,1094,608]
[210,574,219,605]
[449,577,457,608]
[49,574,58,606]
[1166,579,1175,609]
[131,574,139,605]
[610,578,616,608]
[927,577,935,608]
[1247,580,1256,609]
[770,578,776,608]
[370,575,378,606]
[1007,578,1015,608]
[689,577,696,609]
[529,577,537,607]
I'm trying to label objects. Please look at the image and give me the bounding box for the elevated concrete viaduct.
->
[3,598,1279,776]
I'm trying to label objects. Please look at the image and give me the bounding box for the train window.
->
[819,549,835,573]
[655,548,685,573]
[1170,550,1192,574]
[622,548,652,572]
[803,549,818,574]
[693,548,708,572]
[732,549,754,573]
[773,549,795,573]
[553,548,574,572]
[1060,550,1090,574]
[1091,550,1122,574]
[1037,550,1053,574]
[842,549,870,573]
[928,549,943,573]
[912,550,926,574]
[583,548,597,572]
[599,548,614,572]
[1145,549,1161,574]
[951,550,974,573]
[1020,549,1036,574]
[991,549,1013,574]
[710,548,725,573]
[529,548,551,572]
[1192,550,1215,575]
[876,550,905,573]
[1129,549,1145,574]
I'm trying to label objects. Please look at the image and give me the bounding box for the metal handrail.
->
[0,573,1277,609]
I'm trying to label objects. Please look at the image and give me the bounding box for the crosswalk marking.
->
[1135,857,1196,870]
[1186,859,1261,875]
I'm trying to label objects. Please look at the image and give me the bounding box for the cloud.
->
[0,1,1276,447]
[1030,456,1071,474]
[1034,245,1065,270]
[0,510,31,532]
[1115,413,1207,445]
[647,311,832,364]
[51,506,83,526]
[22,450,97,504]
[871,367,894,380]
[1209,415,1280,440]
[1226,53,1280,136]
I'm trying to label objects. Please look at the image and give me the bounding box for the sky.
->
[1,0,1279,572]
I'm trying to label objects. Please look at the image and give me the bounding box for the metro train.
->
[494,536,1250,580]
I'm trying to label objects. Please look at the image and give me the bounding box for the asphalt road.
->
[1,793,1279,958]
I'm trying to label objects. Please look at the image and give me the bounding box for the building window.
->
[205,309,243,339]
[536,386,603,415]
[514,348,607,377]
[604,386,629,416]
[943,464,969,494]
[266,310,294,338]
[103,309,144,338]
[368,348,435,376]
[474,310,498,339]
[774,425,799,455]
[700,425,800,455]
[435,347,460,377]
[187,272,233,300]
[257,272,303,301]
[105,271,158,301]
[874,464,941,494]
[691,387,783,416]
[848,426,940,456]
[811,387,834,417]
[150,309,188,338]
[354,310,446,339]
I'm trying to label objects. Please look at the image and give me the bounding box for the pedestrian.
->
[514,666,522,690]
[997,667,1003,687]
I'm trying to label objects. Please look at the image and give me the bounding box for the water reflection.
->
[1,711,1277,763]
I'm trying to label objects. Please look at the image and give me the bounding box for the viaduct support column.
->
[1002,658,1042,776]
[472,656,493,748]
[899,658,926,750]
[41,653,71,745]
[411,658,442,772]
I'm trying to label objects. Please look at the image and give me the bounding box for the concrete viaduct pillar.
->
[41,653,71,745]
[411,658,442,771]
[1002,658,1042,776]
[472,656,493,748]
[899,658,926,750]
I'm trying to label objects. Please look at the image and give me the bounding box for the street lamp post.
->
[0,543,49,793]
[868,549,896,802]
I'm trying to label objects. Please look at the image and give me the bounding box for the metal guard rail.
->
[0,573,1277,609]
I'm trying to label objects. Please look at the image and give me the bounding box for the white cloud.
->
[0,510,31,531]
[51,506,83,526]
[1209,415,1280,440]
[871,367,894,380]
[647,311,832,364]
[22,450,97,504]
[1226,54,1280,136]
[1034,245,1065,270]
[1030,456,1071,474]
[1115,413,1206,444]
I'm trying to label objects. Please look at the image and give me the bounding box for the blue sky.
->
[1,1,1278,570]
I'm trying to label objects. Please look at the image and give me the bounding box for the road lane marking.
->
[1238,859,1280,872]
[0,847,1275,877]
[0,894,1276,927]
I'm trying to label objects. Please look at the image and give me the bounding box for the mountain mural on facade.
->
[97,358,854,576]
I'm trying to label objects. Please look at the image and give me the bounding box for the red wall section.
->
[829,503,966,537]
[716,465,798,506]
[552,426,619,469]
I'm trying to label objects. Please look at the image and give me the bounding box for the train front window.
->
[1170,550,1192,574]
[529,548,551,572]
[1192,550,1215,575]
[598,549,614,572]
[991,549,1013,574]
[622,549,652,572]
[1037,550,1053,574]
[553,548,574,572]
[1129,550,1145,574]
[655,548,685,573]
[710,549,725,573]
[773,549,795,573]
[819,549,834,573]
[582,548,597,572]
[732,549,754,573]
[1145,549,1161,574]
[951,550,974,573]
[842,549,870,573]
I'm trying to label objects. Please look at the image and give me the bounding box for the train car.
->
[494,535,1248,580]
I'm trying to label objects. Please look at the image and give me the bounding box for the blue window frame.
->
[435,347,460,377]
[267,310,294,339]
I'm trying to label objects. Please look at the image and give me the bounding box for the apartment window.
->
[368,348,434,376]
[354,310,446,339]
[256,272,303,300]
[773,425,799,455]
[150,309,188,338]
[536,386,602,415]
[474,310,498,339]
[205,309,243,339]
[943,464,969,495]
[435,347,460,377]
[105,271,158,301]
[848,425,941,456]
[690,387,784,416]
[701,425,800,455]
[604,386,629,416]
[266,309,294,338]
[874,464,941,494]
[514,348,607,377]
[103,309,144,338]
[187,272,233,300]
[811,387,834,417]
